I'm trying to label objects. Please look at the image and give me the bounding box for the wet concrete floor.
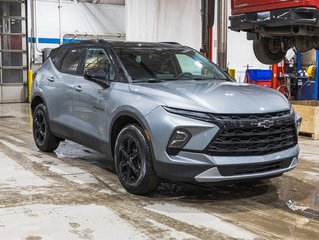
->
[0,103,318,240]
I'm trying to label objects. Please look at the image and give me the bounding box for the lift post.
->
[272,64,279,89]
[201,0,215,60]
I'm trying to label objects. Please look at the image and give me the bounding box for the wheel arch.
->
[30,94,53,129]
[31,94,47,115]
[109,110,154,161]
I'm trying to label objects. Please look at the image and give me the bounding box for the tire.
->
[253,37,286,64]
[33,103,60,152]
[114,124,160,195]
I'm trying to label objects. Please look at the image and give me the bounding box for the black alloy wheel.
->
[114,124,160,195]
[33,104,60,152]
[34,109,46,145]
[118,136,142,184]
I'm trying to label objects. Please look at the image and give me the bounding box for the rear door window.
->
[61,48,85,75]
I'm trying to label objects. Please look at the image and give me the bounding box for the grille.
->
[218,158,293,176]
[211,110,290,121]
[206,120,297,156]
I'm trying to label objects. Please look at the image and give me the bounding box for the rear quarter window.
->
[50,47,68,70]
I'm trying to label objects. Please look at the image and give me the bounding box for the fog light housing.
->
[167,129,191,155]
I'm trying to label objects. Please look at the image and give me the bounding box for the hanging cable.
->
[297,79,310,100]
[276,65,291,99]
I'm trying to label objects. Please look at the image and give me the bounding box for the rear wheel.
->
[253,37,286,64]
[114,124,160,195]
[33,104,60,152]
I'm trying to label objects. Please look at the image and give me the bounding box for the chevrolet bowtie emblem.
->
[258,120,274,128]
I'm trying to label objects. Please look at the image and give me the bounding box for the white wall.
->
[29,0,125,63]
[125,0,201,50]
[37,2,125,35]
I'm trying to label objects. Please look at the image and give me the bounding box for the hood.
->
[129,80,290,114]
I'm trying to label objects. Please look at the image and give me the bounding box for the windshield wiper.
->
[173,76,221,81]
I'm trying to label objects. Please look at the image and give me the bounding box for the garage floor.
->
[0,103,318,240]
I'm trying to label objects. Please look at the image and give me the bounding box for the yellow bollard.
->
[27,70,33,103]
[228,68,236,79]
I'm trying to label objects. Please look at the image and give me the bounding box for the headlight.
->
[163,106,213,122]
[290,107,294,115]
[291,107,302,133]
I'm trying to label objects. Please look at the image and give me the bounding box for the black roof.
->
[108,41,183,49]
[57,40,185,50]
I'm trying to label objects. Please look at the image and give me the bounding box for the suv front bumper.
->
[145,106,299,183]
[229,7,319,32]
[155,145,299,183]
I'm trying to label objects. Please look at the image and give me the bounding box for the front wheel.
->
[33,103,60,152]
[253,37,286,64]
[114,124,160,195]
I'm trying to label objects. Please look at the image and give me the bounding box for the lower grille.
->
[206,122,297,156]
[218,158,293,176]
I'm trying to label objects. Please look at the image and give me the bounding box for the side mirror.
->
[84,69,110,88]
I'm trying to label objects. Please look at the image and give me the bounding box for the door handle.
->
[74,85,82,92]
[47,76,55,82]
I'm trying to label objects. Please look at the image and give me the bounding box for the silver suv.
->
[31,40,301,195]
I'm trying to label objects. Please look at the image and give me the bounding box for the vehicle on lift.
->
[31,40,301,195]
[229,0,319,64]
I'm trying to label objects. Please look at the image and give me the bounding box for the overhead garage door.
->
[0,0,27,102]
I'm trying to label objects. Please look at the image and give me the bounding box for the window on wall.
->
[0,35,22,50]
[2,69,23,83]
[2,52,22,66]
[61,48,85,74]
[0,2,21,16]
[84,48,115,80]
[10,19,22,34]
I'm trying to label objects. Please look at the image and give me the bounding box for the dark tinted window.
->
[50,47,68,69]
[61,48,85,74]
[84,48,115,80]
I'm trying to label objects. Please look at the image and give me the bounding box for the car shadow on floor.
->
[53,140,318,216]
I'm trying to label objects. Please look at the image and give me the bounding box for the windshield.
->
[114,48,228,82]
